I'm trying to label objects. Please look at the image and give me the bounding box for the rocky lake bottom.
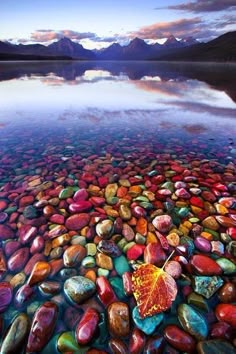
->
[0,61,235,353]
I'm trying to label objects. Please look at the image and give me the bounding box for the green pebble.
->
[187,292,209,312]
[71,236,86,246]
[162,181,174,192]
[85,243,97,256]
[220,233,231,244]
[114,255,131,276]
[139,202,153,210]
[193,276,223,299]
[123,241,136,253]
[147,170,158,177]
[132,306,164,335]
[189,217,200,223]
[117,238,128,250]
[23,205,37,219]
[177,207,190,218]
[110,277,126,300]
[81,256,96,268]
[4,206,18,214]
[216,258,236,274]
[135,233,146,245]
[59,187,74,199]
[97,268,110,277]
[178,304,208,340]
[134,196,149,202]
[106,196,119,205]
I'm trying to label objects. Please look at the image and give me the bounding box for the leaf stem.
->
[161,250,175,270]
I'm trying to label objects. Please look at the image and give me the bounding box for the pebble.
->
[0,281,13,312]
[196,339,236,354]
[27,261,51,286]
[26,301,59,352]
[152,215,172,233]
[218,282,236,303]
[108,302,130,337]
[96,219,114,239]
[190,255,222,275]
[178,304,208,340]
[215,303,236,327]
[63,244,86,267]
[164,324,196,352]
[193,276,223,299]
[76,308,100,345]
[64,276,96,304]
[129,328,146,354]
[0,313,30,353]
[65,213,90,230]
[96,276,117,307]
[132,306,163,335]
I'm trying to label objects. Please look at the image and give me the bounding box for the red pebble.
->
[129,328,146,354]
[69,201,92,213]
[19,195,34,207]
[190,255,222,276]
[98,177,109,188]
[190,196,204,208]
[164,325,196,353]
[96,276,117,308]
[126,244,145,260]
[210,321,233,340]
[75,308,99,345]
[65,213,90,230]
[0,224,14,240]
[122,272,133,296]
[215,304,236,327]
[49,214,65,225]
[144,242,166,267]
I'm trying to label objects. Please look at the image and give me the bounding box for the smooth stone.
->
[108,302,130,337]
[202,216,219,231]
[26,301,59,352]
[144,242,166,267]
[64,276,96,304]
[63,244,86,267]
[144,335,165,354]
[0,249,7,279]
[178,304,208,340]
[23,205,37,219]
[105,183,118,199]
[113,255,131,276]
[0,212,8,223]
[96,276,117,307]
[152,215,172,233]
[129,328,146,354]
[215,303,236,327]
[164,324,196,353]
[8,247,30,273]
[126,244,145,260]
[69,201,93,213]
[27,261,51,286]
[96,219,114,239]
[75,308,100,345]
[57,332,80,352]
[215,257,236,274]
[59,187,74,199]
[24,253,46,275]
[0,224,14,240]
[122,223,135,241]
[164,261,182,279]
[65,213,90,230]
[9,272,26,288]
[109,338,128,354]
[197,339,236,354]
[119,204,132,220]
[81,256,96,268]
[97,239,122,257]
[132,306,164,335]
[73,188,89,202]
[4,240,21,257]
[0,281,13,312]
[193,276,223,299]
[194,237,212,253]
[14,284,35,308]
[190,255,222,275]
[187,292,209,312]
[210,321,233,341]
[85,243,97,256]
[39,281,61,296]
[218,282,236,303]
[96,253,113,270]
[109,277,126,300]
[0,313,30,354]
[215,215,236,228]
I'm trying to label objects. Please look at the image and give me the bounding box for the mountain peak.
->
[165,35,178,44]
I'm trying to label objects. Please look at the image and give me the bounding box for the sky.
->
[1,0,235,49]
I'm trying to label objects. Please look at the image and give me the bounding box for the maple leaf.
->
[132,262,178,318]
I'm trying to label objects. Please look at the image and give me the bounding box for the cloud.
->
[158,0,236,13]
[30,30,97,42]
[128,17,215,40]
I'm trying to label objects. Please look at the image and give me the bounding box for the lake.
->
[0,61,236,353]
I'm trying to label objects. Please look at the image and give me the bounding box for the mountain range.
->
[0,31,235,62]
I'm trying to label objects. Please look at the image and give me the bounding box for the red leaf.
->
[132,263,177,318]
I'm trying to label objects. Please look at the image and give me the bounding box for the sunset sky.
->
[1,0,235,49]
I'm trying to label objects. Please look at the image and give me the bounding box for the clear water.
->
[0,61,236,352]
